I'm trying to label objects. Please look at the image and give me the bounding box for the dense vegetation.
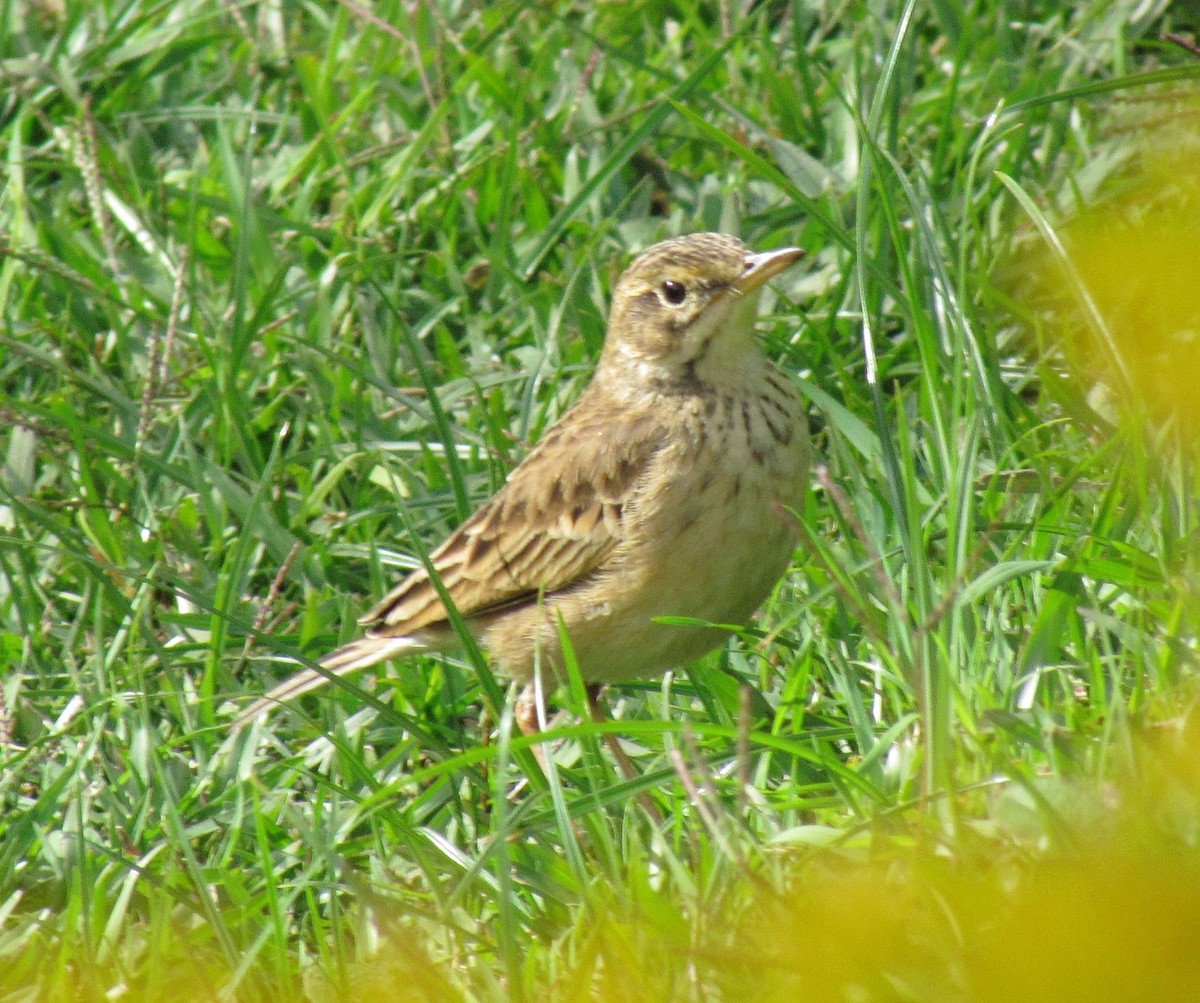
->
[3,1,1200,998]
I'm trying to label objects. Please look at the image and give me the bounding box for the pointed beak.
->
[734,246,805,295]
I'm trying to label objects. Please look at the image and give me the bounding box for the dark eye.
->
[661,279,687,305]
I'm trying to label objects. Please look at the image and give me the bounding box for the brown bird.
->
[236,233,809,743]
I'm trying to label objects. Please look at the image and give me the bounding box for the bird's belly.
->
[636,441,802,626]
[579,468,799,681]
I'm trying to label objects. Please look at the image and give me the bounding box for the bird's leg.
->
[515,683,549,773]
[587,684,663,825]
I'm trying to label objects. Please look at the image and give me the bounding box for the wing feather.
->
[359,403,664,635]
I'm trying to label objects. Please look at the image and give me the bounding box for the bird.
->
[235,232,810,746]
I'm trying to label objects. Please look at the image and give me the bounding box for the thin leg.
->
[587,684,663,825]
[515,684,548,773]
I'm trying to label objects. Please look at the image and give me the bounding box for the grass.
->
[3,0,1200,998]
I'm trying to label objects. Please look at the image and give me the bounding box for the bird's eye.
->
[661,279,687,305]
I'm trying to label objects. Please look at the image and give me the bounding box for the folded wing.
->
[361,404,665,636]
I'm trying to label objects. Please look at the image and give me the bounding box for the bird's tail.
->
[233,634,424,730]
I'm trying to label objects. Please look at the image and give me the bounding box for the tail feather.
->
[233,635,424,730]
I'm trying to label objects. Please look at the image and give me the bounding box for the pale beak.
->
[734,246,805,294]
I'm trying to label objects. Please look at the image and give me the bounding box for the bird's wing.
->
[359,404,666,636]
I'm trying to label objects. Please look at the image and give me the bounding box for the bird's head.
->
[600,232,802,391]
